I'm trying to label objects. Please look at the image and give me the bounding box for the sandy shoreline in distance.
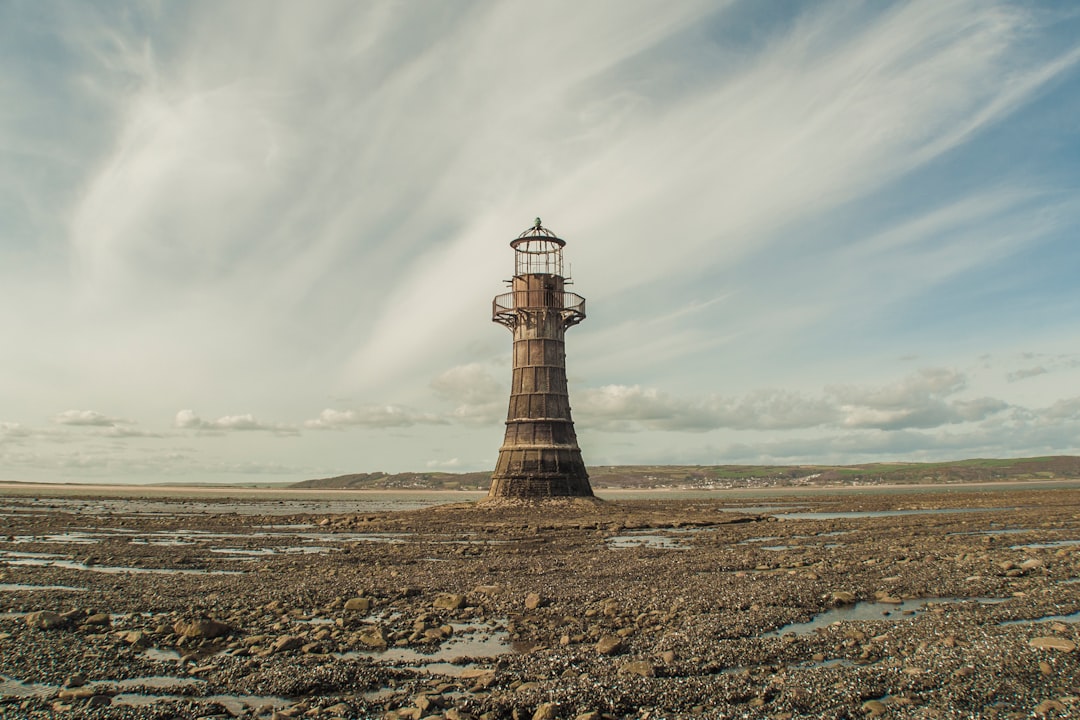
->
[1,478,1078,500]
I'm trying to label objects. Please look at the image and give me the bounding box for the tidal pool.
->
[772,597,1006,636]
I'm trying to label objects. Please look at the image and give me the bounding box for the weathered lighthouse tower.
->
[489,219,593,499]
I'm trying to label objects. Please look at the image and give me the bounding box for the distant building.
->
[488,220,593,498]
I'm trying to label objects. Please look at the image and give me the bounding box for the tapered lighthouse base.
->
[488,443,593,499]
[487,472,593,499]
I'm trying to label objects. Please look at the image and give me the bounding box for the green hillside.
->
[292,456,1080,490]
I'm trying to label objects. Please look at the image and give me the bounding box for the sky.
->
[3,0,1080,485]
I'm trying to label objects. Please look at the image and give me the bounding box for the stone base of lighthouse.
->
[488,444,593,499]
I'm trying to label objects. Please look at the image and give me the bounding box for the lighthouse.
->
[489,219,594,499]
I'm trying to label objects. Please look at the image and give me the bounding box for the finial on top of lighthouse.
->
[534,217,542,230]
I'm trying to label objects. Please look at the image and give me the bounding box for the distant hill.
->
[292,456,1080,490]
[292,471,492,491]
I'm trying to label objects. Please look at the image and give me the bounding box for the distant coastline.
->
[3,455,1080,499]
[291,455,1080,491]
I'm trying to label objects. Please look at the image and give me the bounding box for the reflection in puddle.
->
[210,546,336,557]
[999,610,1080,626]
[0,675,54,697]
[1009,540,1080,550]
[772,597,1006,636]
[949,528,1033,537]
[8,532,102,545]
[1,553,240,576]
[113,691,292,714]
[774,508,1006,520]
[340,622,512,664]
[1,672,292,714]
[606,534,688,550]
[0,583,87,592]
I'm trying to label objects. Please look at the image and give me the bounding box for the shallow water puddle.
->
[143,647,182,662]
[999,610,1080,626]
[1,671,293,713]
[341,621,513,664]
[209,545,336,557]
[606,534,688,550]
[772,597,1006,636]
[773,507,1007,520]
[949,527,1034,537]
[1,554,240,576]
[1009,539,1080,549]
[113,690,293,714]
[0,582,87,592]
[7,532,103,545]
[0,675,54,697]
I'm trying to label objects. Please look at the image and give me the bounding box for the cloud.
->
[53,409,127,427]
[829,368,1008,430]
[304,406,447,430]
[1008,366,1048,382]
[576,384,838,432]
[577,368,1011,434]
[175,410,297,435]
[426,457,463,469]
[98,426,164,439]
[1040,397,1080,422]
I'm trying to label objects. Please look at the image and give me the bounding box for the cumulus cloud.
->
[426,457,463,469]
[53,410,127,427]
[175,410,297,435]
[577,368,1011,434]
[576,385,838,432]
[304,406,447,430]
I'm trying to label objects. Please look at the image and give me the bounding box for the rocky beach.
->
[1,484,1078,719]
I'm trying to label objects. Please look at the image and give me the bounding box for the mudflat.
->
[1,485,1078,718]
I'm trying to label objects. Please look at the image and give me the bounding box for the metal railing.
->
[493,291,586,327]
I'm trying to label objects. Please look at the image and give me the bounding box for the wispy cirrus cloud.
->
[1008,366,1049,382]
[2,1,1080,481]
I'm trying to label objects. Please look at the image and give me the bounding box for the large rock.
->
[433,593,466,611]
[1029,636,1076,652]
[618,660,656,677]
[862,699,887,716]
[25,611,65,630]
[272,635,304,653]
[532,703,558,720]
[595,634,623,656]
[343,597,371,613]
[357,626,387,649]
[173,618,233,639]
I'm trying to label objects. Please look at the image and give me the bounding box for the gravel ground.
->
[0,487,1078,719]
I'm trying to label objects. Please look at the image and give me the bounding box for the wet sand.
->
[1,486,1078,718]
